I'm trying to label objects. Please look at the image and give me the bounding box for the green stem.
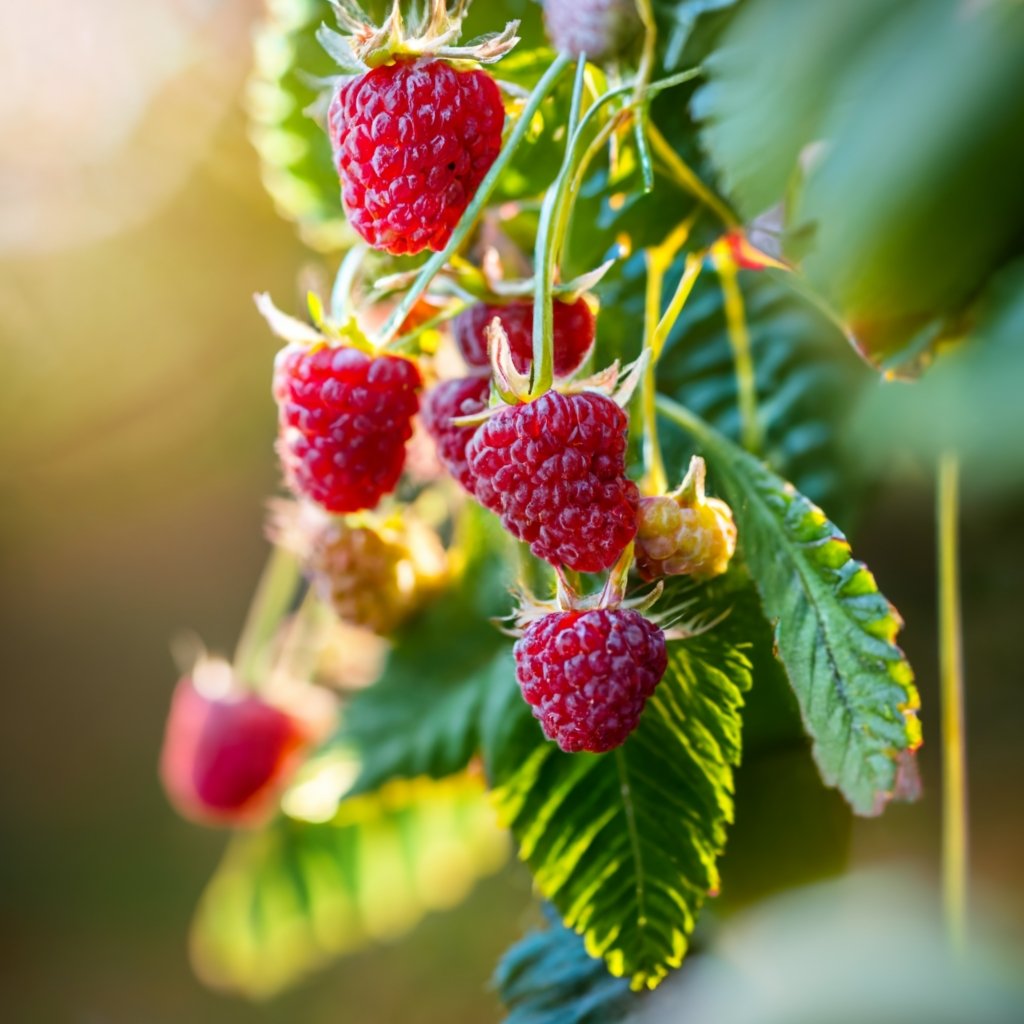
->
[233,544,302,690]
[715,254,762,453]
[379,52,573,347]
[531,54,590,396]
[641,251,668,495]
[937,451,968,954]
[632,0,657,193]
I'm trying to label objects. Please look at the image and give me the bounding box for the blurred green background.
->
[1,1,1022,1021]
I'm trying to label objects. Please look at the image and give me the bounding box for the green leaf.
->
[694,0,1024,370]
[850,258,1024,493]
[341,502,514,794]
[247,0,355,252]
[657,395,922,816]
[486,587,755,990]
[495,909,634,1024]
[190,768,508,999]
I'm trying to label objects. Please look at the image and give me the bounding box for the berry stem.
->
[531,54,590,397]
[640,218,700,495]
[713,244,762,453]
[937,451,968,954]
[632,0,658,193]
[379,51,574,348]
[233,543,303,691]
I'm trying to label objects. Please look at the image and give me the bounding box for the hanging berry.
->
[453,296,596,378]
[320,0,520,255]
[467,389,639,573]
[542,0,639,64]
[635,455,737,581]
[159,658,311,827]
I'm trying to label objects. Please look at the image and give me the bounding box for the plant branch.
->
[233,543,303,691]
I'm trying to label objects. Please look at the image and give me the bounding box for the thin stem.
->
[632,0,657,193]
[233,544,303,690]
[531,54,590,396]
[654,249,702,357]
[641,251,668,495]
[379,51,573,346]
[714,249,762,453]
[938,451,968,954]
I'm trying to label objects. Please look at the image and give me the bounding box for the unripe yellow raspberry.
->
[635,457,737,582]
[269,501,445,634]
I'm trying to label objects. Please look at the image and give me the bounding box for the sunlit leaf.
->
[658,397,921,815]
[190,769,508,999]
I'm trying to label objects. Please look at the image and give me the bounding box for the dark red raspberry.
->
[160,667,309,826]
[466,390,638,572]
[514,608,668,752]
[273,343,421,513]
[453,298,595,378]
[328,59,505,256]
[420,375,490,493]
[543,0,639,63]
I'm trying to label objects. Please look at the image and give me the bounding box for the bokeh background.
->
[1,1,1022,1021]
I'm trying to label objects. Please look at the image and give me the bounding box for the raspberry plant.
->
[161,0,1024,1014]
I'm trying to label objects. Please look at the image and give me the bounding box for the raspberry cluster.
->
[514,608,668,753]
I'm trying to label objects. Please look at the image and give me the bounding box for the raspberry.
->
[466,390,638,572]
[635,458,738,581]
[420,375,490,493]
[273,342,421,513]
[542,0,639,64]
[514,608,668,752]
[453,298,595,378]
[328,59,505,256]
[159,662,309,827]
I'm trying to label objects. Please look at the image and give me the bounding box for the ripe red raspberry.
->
[420,375,490,493]
[466,390,638,572]
[328,59,505,256]
[273,343,421,513]
[159,664,309,827]
[453,298,595,378]
[542,0,639,63]
[514,608,668,752]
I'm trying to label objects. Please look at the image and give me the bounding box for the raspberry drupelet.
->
[328,59,506,256]
[420,375,491,494]
[466,390,638,573]
[273,343,421,513]
[514,608,668,753]
[453,297,595,378]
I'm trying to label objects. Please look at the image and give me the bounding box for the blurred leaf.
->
[659,398,921,815]
[694,0,1024,371]
[850,258,1024,492]
[190,769,508,999]
[495,909,635,1024]
[247,0,354,253]
[341,502,513,794]
[486,587,755,990]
